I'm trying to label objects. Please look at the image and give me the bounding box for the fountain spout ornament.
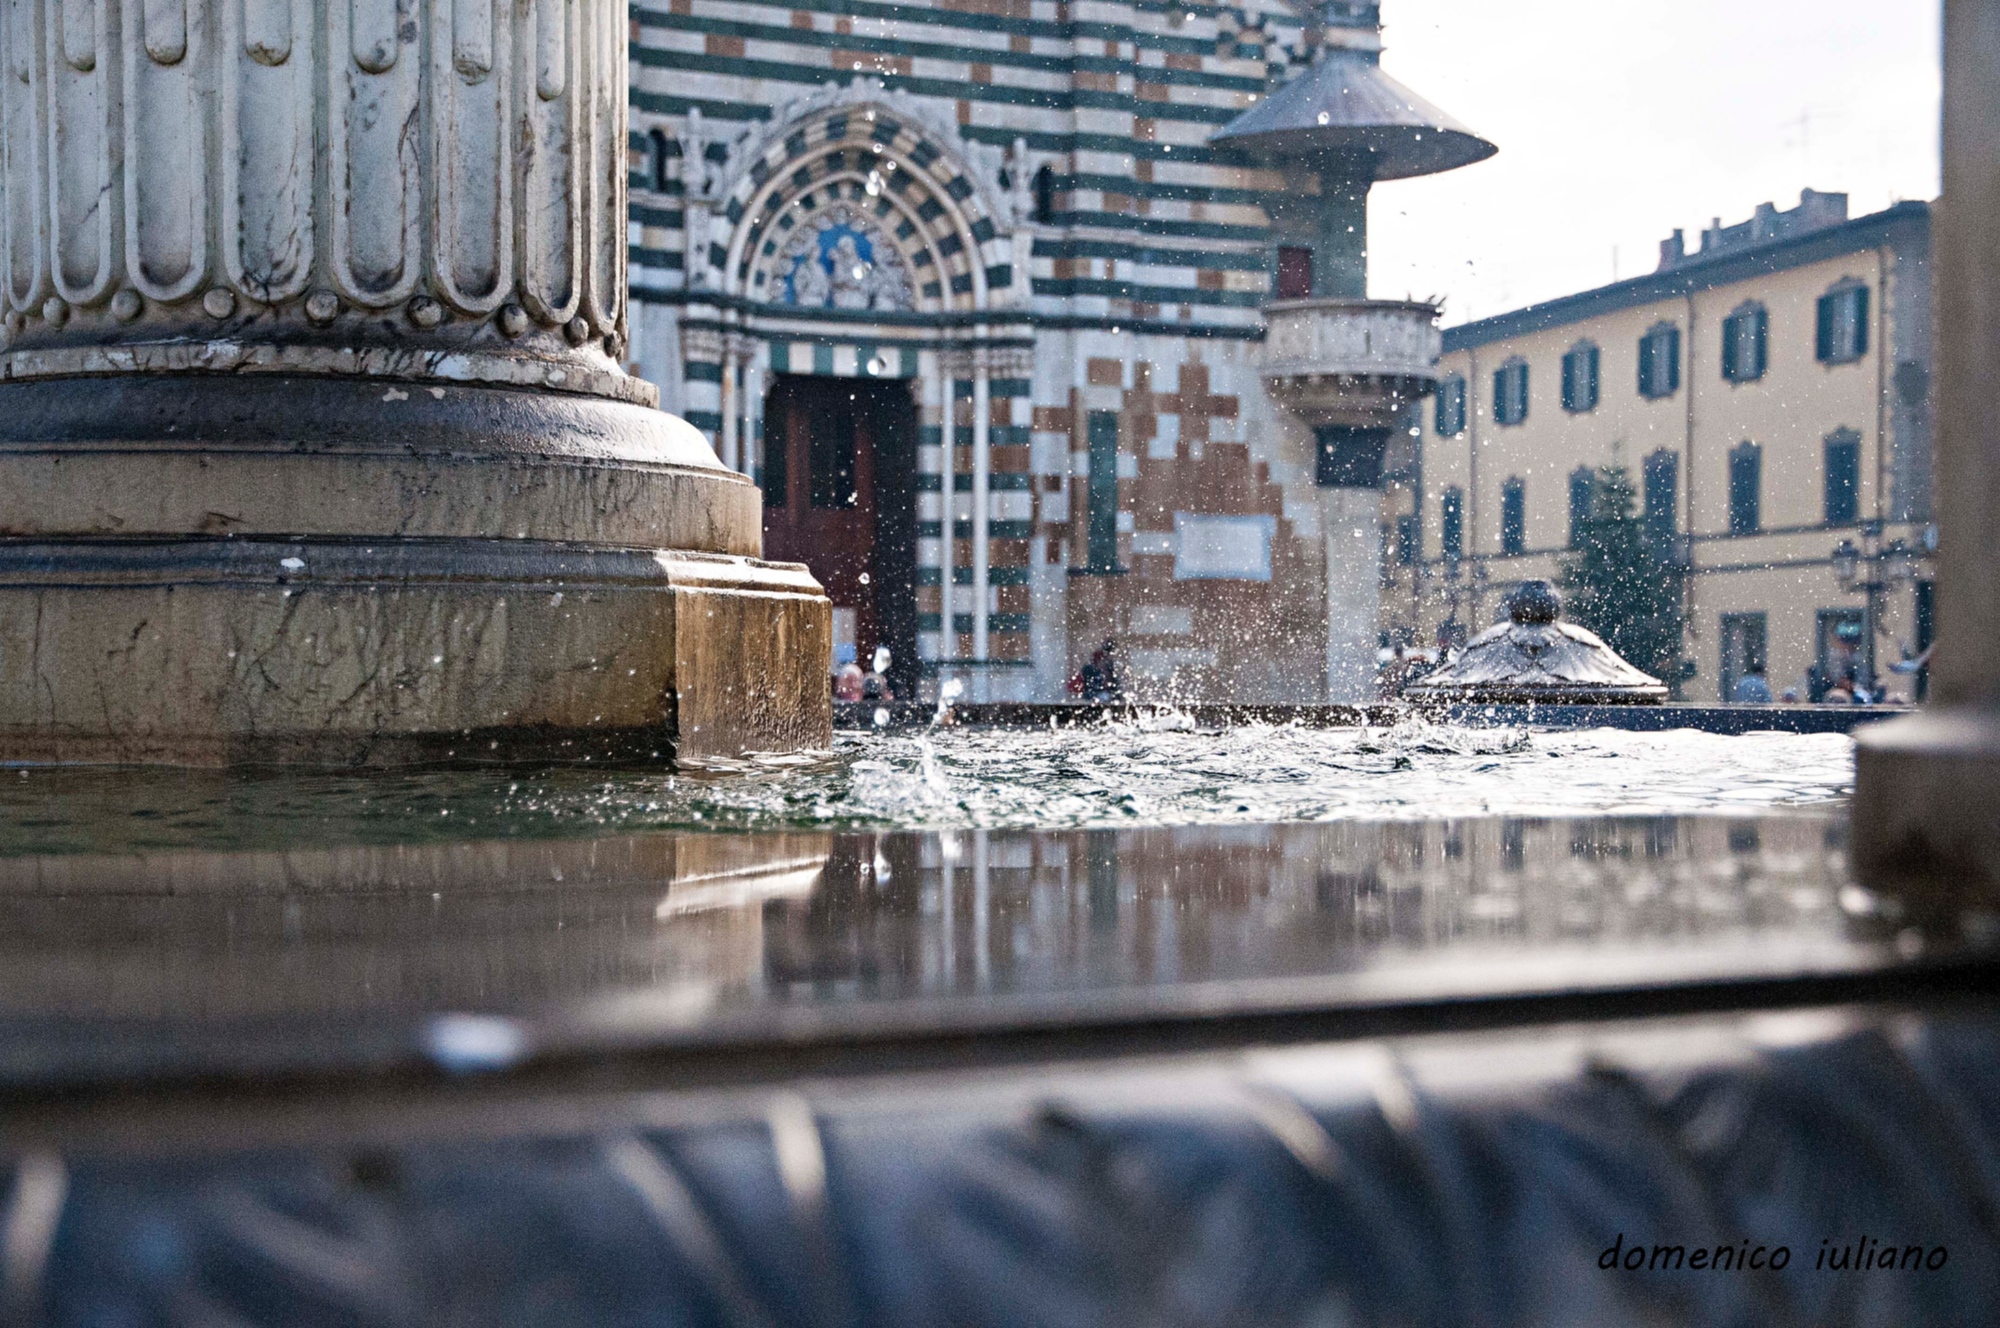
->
[1404,581,1667,705]
[0,0,830,765]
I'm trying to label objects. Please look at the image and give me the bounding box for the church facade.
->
[624,0,1477,700]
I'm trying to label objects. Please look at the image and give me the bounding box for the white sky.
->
[1364,0,1943,325]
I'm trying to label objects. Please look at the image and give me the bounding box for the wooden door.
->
[761,376,882,668]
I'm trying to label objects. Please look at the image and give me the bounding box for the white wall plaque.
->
[1173,513,1276,581]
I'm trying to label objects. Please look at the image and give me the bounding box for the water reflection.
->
[0,813,1881,1035]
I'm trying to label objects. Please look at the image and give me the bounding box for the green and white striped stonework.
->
[621,0,1338,702]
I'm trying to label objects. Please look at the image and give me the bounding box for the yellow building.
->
[1386,193,1934,702]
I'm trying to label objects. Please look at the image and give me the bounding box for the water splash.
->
[0,719,1855,854]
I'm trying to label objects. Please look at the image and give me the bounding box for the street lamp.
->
[1832,537,1860,589]
[1831,519,1922,692]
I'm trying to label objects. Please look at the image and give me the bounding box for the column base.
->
[1852,707,2000,903]
[0,539,831,768]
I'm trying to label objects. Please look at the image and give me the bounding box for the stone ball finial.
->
[1506,579,1563,625]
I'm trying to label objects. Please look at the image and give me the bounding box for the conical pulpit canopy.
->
[1406,581,1668,705]
[1212,47,1497,180]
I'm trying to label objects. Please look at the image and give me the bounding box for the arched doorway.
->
[761,375,919,695]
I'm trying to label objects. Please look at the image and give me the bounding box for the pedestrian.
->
[1730,665,1773,704]
[1072,639,1124,702]
[862,645,894,701]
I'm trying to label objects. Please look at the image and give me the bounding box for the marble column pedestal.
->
[0,375,830,766]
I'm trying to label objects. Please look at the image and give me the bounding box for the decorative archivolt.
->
[681,77,1031,315]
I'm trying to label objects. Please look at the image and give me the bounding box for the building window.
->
[1395,512,1418,565]
[1441,486,1464,561]
[1032,164,1056,225]
[1728,441,1762,534]
[649,127,672,194]
[1721,301,1769,382]
[1493,358,1529,426]
[1560,342,1599,413]
[1567,466,1594,547]
[1817,281,1870,364]
[1275,246,1313,300]
[1824,427,1861,525]
[1499,477,1526,555]
[1086,411,1120,572]
[1435,375,1466,437]
[1642,449,1678,545]
[1638,322,1681,399]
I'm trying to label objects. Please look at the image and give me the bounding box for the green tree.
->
[1559,464,1690,690]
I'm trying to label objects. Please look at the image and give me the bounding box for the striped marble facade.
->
[624,0,1345,701]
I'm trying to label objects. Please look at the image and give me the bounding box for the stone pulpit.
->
[0,0,829,764]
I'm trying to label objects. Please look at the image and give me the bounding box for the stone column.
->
[718,336,742,473]
[1323,490,1381,703]
[971,343,992,685]
[1852,0,2000,895]
[0,0,828,765]
[1261,300,1441,704]
[936,353,958,670]
[741,353,764,480]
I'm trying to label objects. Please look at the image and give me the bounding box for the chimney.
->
[1798,188,1850,227]
[1658,227,1686,271]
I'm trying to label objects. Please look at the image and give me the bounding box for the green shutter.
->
[1721,316,1738,381]
[1086,411,1119,572]
[1816,294,1835,362]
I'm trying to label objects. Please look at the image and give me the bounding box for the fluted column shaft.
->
[1,0,632,397]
